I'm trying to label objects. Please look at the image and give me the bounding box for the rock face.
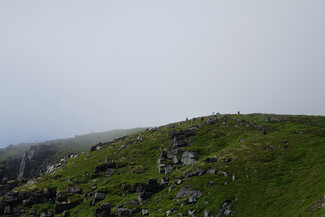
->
[17,144,56,179]
[176,186,202,204]
[0,157,22,181]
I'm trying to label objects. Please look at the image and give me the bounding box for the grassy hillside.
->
[0,128,146,180]
[1,114,325,217]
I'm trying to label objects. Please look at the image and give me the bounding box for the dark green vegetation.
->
[1,114,325,217]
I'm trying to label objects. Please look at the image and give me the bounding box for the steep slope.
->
[0,128,146,181]
[0,114,324,217]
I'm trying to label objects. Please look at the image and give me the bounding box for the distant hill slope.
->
[0,128,146,180]
[0,114,325,217]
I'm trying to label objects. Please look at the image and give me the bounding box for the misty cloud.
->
[0,0,324,147]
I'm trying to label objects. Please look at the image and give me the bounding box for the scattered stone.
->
[177,179,183,185]
[207,169,216,175]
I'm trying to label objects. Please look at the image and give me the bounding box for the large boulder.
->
[93,203,114,217]
[181,151,198,165]
[176,186,202,204]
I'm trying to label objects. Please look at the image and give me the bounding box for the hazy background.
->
[0,0,324,148]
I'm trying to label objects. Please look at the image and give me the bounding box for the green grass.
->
[2,114,325,217]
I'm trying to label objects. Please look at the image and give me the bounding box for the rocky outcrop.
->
[181,151,198,165]
[176,186,202,204]
[0,157,22,181]
[204,200,233,217]
[93,203,115,217]
[18,144,56,179]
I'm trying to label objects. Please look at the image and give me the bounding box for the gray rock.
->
[176,186,202,200]
[142,209,150,215]
[224,209,231,216]
[207,169,216,174]
[55,201,80,213]
[167,153,175,159]
[207,118,216,124]
[219,171,227,177]
[204,210,210,217]
[158,163,165,174]
[166,210,172,216]
[161,177,169,185]
[40,212,54,217]
[105,169,114,178]
[157,158,165,164]
[173,155,179,164]
[177,179,183,185]
[165,165,173,175]
[138,191,151,202]
[170,137,187,148]
[93,203,112,217]
[216,209,224,217]
[116,208,134,217]
[181,151,198,165]
[4,206,11,214]
[94,162,116,173]
[118,199,139,208]
[188,190,202,203]
[188,210,196,216]
[94,192,107,200]
[169,184,176,192]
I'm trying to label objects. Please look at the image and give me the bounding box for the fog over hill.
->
[0,1,324,147]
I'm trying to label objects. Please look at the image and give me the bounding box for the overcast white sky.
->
[0,0,324,147]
